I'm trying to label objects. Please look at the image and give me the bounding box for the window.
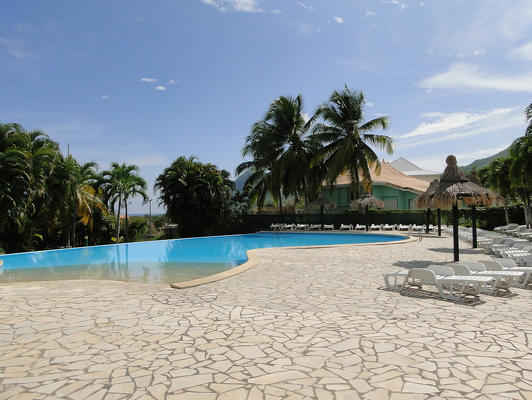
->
[409,199,417,210]
[383,197,398,210]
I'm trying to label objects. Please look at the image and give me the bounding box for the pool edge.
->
[170,233,417,289]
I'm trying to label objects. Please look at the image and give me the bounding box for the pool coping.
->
[170,231,417,289]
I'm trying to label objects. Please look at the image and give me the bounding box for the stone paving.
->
[0,235,531,400]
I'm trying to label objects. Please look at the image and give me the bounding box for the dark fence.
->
[215,206,527,235]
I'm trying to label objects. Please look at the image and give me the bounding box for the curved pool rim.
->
[0,231,415,287]
[171,231,415,289]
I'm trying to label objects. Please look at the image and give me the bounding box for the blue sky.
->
[1,0,531,214]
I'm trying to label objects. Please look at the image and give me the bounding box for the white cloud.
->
[272,9,282,14]
[167,79,179,85]
[140,77,157,83]
[396,107,524,150]
[101,95,109,99]
[420,63,532,93]
[155,86,166,91]
[201,0,262,13]
[511,41,532,61]
[333,16,344,24]
[366,102,375,107]
[420,2,424,6]
[381,0,407,10]
[399,109,511,139]
[365,10,376,17]
[0,38,30,59]
[295,2,313,11]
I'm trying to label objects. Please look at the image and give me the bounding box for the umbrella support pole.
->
[471,205,477,248]
[426,208,431,234]
[437,209,441,237]
[453,204,459,262]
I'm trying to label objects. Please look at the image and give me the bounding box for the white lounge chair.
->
[339,224,353,230]
[370,224,382,231]
[323,224,334,230]
[354,224,365,231]
[270,223,282,231]
[309,224,321,230]
[384,265,492,301]
[397,224,410,231]
[296,224,309,230]
[282,223,296,230]
[382,224,395,231]
[448,262,523,294]
[479,259,532,288]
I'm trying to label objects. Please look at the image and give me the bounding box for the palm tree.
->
[236,95,317,214]
[101,163,146,242]
[479,158,513,224]
[62,158,108,246]
[525,103,532,136]
[509,134,532,227]
[309,86,393,198]
[122,174,148,242]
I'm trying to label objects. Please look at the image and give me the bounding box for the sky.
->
[1,0,531,214]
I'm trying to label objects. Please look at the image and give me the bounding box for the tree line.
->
[0,123,148,253]
[478,103,532,227]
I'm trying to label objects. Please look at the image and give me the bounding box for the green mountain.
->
[460,146,510,174]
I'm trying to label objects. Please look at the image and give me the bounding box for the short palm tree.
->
[309,86,393,198]
[63,157,108,246]
[101,163,147,242]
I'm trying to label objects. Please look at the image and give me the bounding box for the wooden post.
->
[437,209,441,237]
[426,208,431,233]
[365,205,369,232]
[471,205,477,249]
[453,204,459,262]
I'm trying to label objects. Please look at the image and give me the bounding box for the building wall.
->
[323,184,419,210]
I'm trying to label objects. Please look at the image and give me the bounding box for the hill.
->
[460,146,510,174]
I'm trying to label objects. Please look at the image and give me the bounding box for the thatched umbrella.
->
[430,155,501,261]
[351,194,384,231]
[416,179,442,236]
[309,193,336,230]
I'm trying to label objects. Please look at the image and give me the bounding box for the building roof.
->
[332,161,430,194]
[390,157,439,176]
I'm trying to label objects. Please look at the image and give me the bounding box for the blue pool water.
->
[0,232,406,283]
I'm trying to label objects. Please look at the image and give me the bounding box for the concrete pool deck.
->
[0,235,531,399]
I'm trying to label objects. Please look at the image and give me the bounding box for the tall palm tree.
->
[309,86,393,198]
[479,158,513,224]
[236,95,317,213]
[509,134,532,227]
[101,163,146,242]
[525,102,532,136]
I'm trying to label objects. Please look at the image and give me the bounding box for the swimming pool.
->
[0,232,406,284]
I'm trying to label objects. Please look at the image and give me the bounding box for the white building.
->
[390,157,440,182]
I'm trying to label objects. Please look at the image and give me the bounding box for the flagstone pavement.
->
[1,235,531,400]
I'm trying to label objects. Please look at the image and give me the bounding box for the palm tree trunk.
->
[116,193,122,243]
[504,204,509,225]
[125,201,129,243]
[278,190,283,221]
[71,214,77,247]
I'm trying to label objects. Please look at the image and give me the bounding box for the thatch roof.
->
[351,194,384,209]
[331,161,429,194]
[309,193,336,210]
[430,155,503,209]
[415,179,439,209]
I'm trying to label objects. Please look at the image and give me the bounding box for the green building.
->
[323,161,429,211]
